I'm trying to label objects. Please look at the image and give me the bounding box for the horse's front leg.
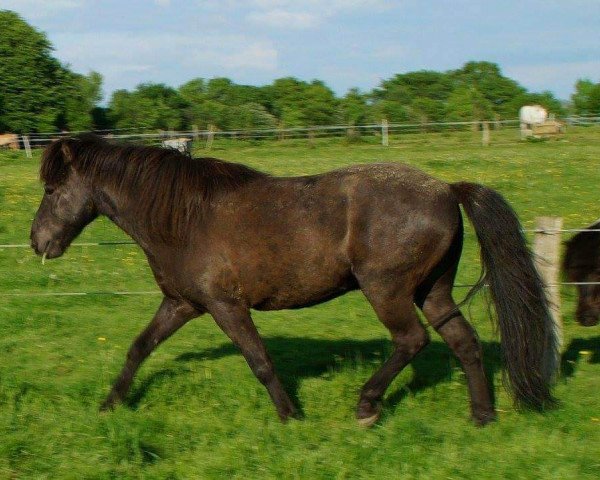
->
[208,301,298,421]
[100,297,200,410]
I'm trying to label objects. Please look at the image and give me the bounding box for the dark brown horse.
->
[563,220,600,326]
[30,135,558,426]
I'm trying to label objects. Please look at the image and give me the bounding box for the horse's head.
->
[30,138,98,260]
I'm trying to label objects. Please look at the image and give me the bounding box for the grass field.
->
[1,128,599,479]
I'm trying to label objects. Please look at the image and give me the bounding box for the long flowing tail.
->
[450,182,559,410]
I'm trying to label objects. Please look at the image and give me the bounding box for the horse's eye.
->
[44,186,55,195]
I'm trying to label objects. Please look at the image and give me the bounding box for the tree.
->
[571,79,600,115]
[0,10,102,133]
[108,83,187,130]
[64,71,103,131]
[266,77,338,127]
[445,86,494,122]
[372,70,452,122]
[450,61,525,118]
[337,88,374,125]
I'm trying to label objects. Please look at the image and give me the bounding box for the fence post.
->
[192,124,199,142]
[533,216,564,351]
[481,121,490,146]
[381,119,389,146]
[22,135,32,158]
[308,128,315,148]
[206,124,215,150]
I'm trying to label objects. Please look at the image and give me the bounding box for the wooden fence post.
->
[206,124,215,150]
[381,119,389,146]
[192,124,199,142]
[22,135,32,158]
[534,216,564,351]
[308,128,315,148]
[481,121,490,146]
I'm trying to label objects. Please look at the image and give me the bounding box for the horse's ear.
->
[60,139,77,164]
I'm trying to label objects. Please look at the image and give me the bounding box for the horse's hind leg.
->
[420,270,496,425]
[356,284,430,426]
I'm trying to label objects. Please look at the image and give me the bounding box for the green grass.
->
[0,128,599,479]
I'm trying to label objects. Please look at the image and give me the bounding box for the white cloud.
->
[247,9,319,29]
[51,31,278,87]
[197,0,391,29]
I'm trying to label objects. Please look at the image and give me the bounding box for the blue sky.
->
[4,0,600,101]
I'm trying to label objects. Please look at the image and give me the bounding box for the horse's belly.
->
[251,274,359,310]
[238,250,356,310]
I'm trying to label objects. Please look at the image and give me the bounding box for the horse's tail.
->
[450,182,559,410]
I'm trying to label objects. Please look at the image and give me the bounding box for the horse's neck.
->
[93,187,152,250]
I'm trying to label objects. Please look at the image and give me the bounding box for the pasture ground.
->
[0,127,599,479]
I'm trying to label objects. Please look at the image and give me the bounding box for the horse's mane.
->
[40,134,267,242]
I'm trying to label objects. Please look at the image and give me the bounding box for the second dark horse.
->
[563,219,600,326]
[30,135,558,426]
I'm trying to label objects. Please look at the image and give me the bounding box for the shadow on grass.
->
[560,335,600,379]
[126,337,504,415]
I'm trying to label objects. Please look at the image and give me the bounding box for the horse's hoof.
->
[278,405,302,423]
[356,401,382,427]
[472,410,496,427]
[357,412,380,428]
[99,396,118,412]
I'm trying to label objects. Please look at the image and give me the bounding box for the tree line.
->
[1,10,599,135]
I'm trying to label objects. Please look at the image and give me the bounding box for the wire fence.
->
[10,114,600,149]
[2,228,599,250]
[17,120,519,148]
[1,226,598,298]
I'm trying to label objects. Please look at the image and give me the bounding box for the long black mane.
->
[40,135,267,241]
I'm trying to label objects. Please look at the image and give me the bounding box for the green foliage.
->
[450,61,526,118]
[338,88,374,126]
[445,86,494,122]
[64,71,104,131]
[109,83,188,130]
[265,77,338,127]
[0,10,102,133]
[571,79,600,115]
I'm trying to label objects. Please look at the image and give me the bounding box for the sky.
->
[3,0,600,101]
